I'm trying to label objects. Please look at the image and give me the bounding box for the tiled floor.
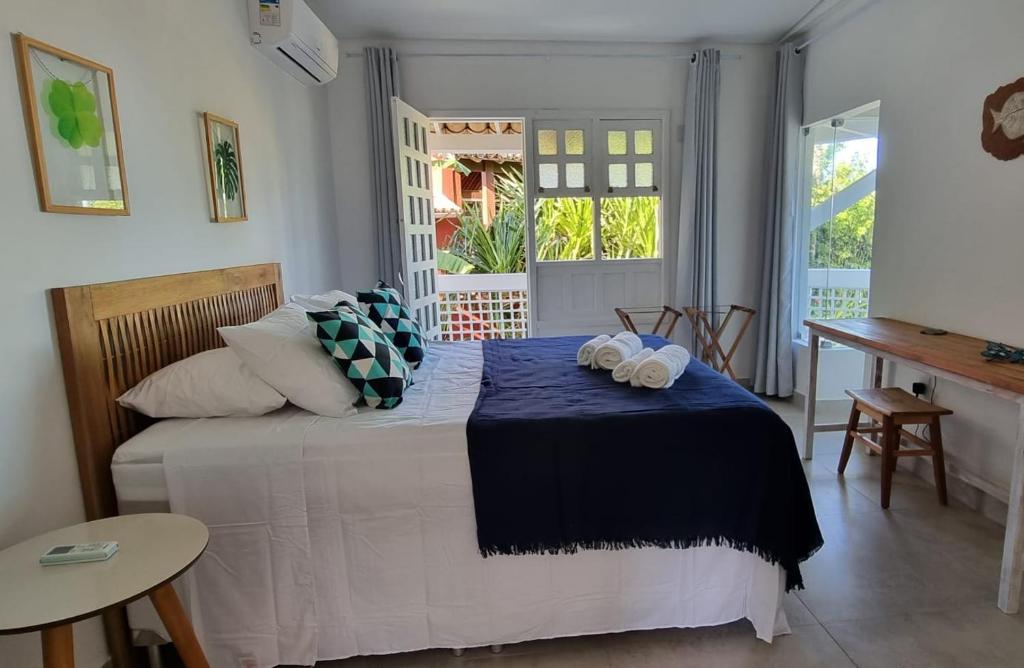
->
[321,400,1022,667]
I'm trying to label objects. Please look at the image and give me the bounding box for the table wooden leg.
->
[998,402,1024,613]
[101,607,133,668]
[873,356,884,388]
[41,624,74,668]
[803,333,820,460]
[149,583,210,668]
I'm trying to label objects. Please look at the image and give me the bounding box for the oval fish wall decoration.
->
[982,76,1024,161]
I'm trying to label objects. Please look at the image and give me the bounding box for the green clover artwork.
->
[47,79,103,149]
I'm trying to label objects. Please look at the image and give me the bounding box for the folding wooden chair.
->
[682,305,757,379]
[614,305,684,339]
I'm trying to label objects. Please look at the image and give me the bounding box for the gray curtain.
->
[365,47,403,287]
[675,48,721,347]
[754,44,804,397]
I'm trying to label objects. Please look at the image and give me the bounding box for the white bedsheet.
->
[113,341,790,667]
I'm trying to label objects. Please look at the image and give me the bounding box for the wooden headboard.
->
[51,263,284,522]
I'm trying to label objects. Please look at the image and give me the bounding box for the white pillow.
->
[117,347,287,418]
[289,290,358,311]
[218,303,360,418]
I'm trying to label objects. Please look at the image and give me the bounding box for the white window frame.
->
[597,119,663,198]
[528,113,667,265]
[530,118,594,199]
[793,102,880,342]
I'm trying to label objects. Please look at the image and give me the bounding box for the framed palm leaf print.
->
[203,112,247,222]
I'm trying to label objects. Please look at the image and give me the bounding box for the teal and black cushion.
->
[356,281,427,368]
[307,306,412,409]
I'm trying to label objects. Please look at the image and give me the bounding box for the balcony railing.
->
[808,267,870,320]
[436,268,868,342]
[437,273,529,341]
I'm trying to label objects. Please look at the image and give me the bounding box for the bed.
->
[52,264,820,668]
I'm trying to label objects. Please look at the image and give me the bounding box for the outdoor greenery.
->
[441,201,527,273]
[440,167,528,274]
[809,142,875,269]
[535,197,594,261]
[439,169,660,272]
[599,197,659,260]
[432,154,471,175]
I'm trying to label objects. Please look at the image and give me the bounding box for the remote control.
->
[40,541,119,566]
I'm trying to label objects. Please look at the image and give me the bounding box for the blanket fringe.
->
[479,534,821,592]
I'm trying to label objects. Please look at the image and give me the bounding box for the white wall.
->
[0,1,339,666]
[803,0,1024,521]
[328,39,774,378]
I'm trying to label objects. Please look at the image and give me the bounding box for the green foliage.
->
[446,202,527,274]
[535,197,594,261]
[432,155,471,175]
[440,167,660,272]
[48,80,102,149]
[599,197,659,259]
[809,143,875,269]
[437,250,474,274]
[214,140,240,201]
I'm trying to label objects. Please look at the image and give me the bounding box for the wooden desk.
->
[803,317,1024,615]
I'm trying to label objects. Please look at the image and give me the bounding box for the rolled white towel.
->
[630,345,692,389]
[577,334,611,366]
[592,331,644,370]
[612,348,654,383]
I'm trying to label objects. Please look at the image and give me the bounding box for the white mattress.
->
[113,340,484,503]
[112,341,789,667]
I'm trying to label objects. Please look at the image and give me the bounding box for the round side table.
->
[0,513,210,668]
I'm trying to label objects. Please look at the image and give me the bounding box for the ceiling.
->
[308,0,828,44]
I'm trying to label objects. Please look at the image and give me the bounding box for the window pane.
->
[564,129,584,155]
[534,197,594,261]
[607,130,627,155]
[600,197,660,259]
[802,105,878,328]
[634,129,653,155]
[537,129,558,155]
[538,163,558,188]
[634,162,653,188]
[608,163,628,188]
[565,163,585,188]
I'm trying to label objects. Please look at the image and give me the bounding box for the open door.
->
[391,97,441,340]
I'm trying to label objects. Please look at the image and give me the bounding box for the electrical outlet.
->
[912,381,927,396]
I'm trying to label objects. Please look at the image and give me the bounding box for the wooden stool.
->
[839,387,952,509]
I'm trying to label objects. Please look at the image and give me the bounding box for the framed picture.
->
[203,112,248,222]
[14,34,129,215]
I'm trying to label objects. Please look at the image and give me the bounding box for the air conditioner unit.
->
[248,0,339,86]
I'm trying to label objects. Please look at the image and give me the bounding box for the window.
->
[796,103,879,338]
[531,117,662,262]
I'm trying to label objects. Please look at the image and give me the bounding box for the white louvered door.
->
[391,97,441,339]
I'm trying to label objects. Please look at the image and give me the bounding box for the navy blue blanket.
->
[466,335,822,591]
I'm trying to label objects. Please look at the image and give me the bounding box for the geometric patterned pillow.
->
[356,281,427,369]
[306,306,412,409]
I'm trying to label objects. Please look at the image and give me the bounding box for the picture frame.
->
[14,34,130,215]
[203,112,248,222]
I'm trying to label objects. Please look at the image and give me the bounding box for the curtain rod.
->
[778,0,832,45]
[795,0,882,51]
[344,51,742,62]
